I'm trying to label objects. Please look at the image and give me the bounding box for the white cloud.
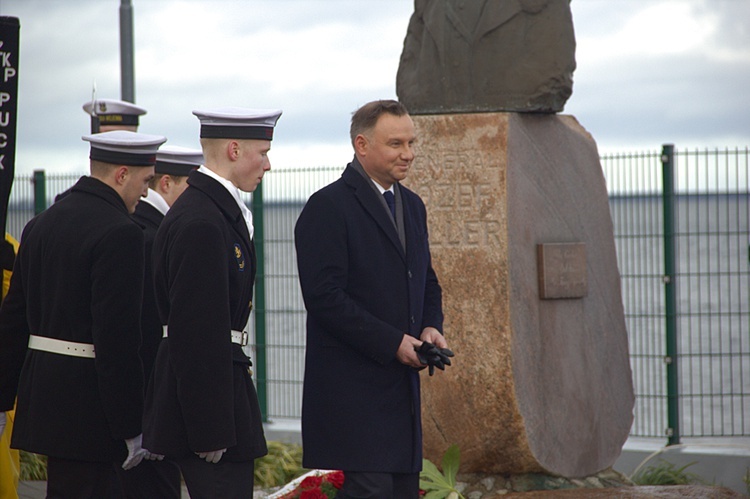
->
[1,0,748,176]
[568,0,750,151]
[135,2,407,95]
[576,1,715,64]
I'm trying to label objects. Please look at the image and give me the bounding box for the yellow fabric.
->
[1,268,11,302]
[0,407,19,499]
[1,233,18,302]
[0,234,20,499]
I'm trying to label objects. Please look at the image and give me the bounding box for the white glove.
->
[122,434,148,470]
[196,448,226,464]
[144,449,165,461]
[0,412,6,437]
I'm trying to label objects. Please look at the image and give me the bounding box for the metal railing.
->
[5,145,749,443]
[602,145,750,443]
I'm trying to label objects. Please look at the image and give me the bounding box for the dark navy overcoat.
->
[294,159,443,473]
[142,170,267,462]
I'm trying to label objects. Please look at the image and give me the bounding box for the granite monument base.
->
[405,112,634,478]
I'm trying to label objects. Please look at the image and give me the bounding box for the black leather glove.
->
[416,341,455,375]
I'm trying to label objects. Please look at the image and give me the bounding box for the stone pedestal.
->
[405,113,634,478]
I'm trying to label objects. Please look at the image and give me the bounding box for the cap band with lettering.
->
[200,125,274,140]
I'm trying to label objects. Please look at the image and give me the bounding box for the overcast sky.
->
[1,0,749,175]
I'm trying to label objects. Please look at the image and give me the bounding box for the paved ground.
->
[17,481,192,498]
[16,481,46,499]
[502,486,745,498]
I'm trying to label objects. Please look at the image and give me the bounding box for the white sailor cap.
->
[155,145,203,176]
[83,98,147,127]
[82,130,167,167]
[193,107,282,140]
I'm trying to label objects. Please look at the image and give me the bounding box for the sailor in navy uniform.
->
[56,99,149,204]
[124,145,202,498]
[143,108,281,497]
[0,131,166,498]
[83,98,147,134]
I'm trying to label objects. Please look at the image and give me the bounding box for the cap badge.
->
[97,102,108,113]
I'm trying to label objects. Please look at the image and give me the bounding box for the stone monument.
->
[397,0,635,479]
[396,0,576,114]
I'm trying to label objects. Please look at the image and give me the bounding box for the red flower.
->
[325,470,345,489]
[278,470,345,498]
[299,489,327,499]
[300,476,323,489]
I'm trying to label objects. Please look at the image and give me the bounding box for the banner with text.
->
[0,16,19,233]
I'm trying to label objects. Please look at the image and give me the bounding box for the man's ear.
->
[159,174,172,193]
[226,140,240,161]
[353,134,368,157]
[115,166,129,185]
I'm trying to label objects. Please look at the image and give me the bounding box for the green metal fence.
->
[243,166,344,421]
[5,146,749,443]
[602,145,750,443]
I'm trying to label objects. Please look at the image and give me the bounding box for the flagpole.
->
[120,0,135,103]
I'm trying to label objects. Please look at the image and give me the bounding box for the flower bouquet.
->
[267,469,345,499]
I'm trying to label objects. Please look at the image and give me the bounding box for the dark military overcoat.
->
[0,176,145,462]
[132,200,164,382]
[142,170,267,462]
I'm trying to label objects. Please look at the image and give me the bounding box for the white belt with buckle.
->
[162,326,249,347]
[28,335,96,359]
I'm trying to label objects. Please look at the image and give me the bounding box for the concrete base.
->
[263,418,302,446]
[615,437,750,495]
[260,425,749,495]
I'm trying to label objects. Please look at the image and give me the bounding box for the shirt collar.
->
[197,165,254,239]
[370,180,394,195]
[140,188,170,216]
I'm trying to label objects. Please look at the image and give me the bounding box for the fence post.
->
[251,183,268,422]
[33,170,46,215]
[661,144,680,445]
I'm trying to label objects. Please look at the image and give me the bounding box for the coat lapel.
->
[133,202,163,231]
[423,0,516,48]
[342,164,406,261]
[422,0,446,61]
[444,4,472,43]
[186,171,254,258]
[476,0,522,40]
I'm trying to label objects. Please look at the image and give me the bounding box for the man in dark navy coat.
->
[295,100,448,498]
[126,145,201,498]
[0,130,166,498]
[143,107,281,498]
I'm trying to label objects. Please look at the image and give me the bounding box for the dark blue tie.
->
[383,190,396,219]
